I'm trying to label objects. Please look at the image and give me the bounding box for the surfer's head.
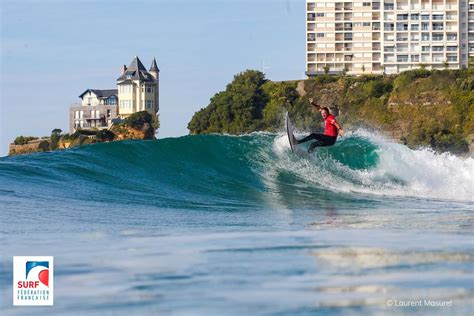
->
[320,107,330,119]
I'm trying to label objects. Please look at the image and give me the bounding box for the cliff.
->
[9,111,158,156]
[188,69,474,155]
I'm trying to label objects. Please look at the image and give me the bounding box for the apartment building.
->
[469,0,474,58]
[306,0,472,75]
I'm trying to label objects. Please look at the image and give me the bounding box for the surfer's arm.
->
[308,98,322,111]
[334,121,345,137]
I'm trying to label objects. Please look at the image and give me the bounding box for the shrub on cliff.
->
[124,111,154,129]
[96,129,116,142]
[188,70,267,134]
[14,136,38,145]
[38,140,50,152]
[50,128,62,150]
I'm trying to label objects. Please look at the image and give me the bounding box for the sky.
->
[0,0,305,156]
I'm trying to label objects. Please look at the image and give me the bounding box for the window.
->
[75,111,79,119]
[432,33,443,41]
[317,33,325,38]
[316,13,324,17]
[107,109,111,118]
[397,55,408,62]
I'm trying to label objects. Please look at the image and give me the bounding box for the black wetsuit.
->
[297,134,337,152]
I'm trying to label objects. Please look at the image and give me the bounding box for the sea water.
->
[1,131,473,315]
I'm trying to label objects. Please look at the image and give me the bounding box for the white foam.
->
[270,130,474,202]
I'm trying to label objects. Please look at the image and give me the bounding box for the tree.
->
[443,60,449,70]
[124,111,153,129]
[342,66,349,76]
[361,64,366,73]
[323,65,330,75]
[188,70,267,134]
[50,128,62,150]
[13,136,38,145]
[38,140,50,152]
[96,129,116,142]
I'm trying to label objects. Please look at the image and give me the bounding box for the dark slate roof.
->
[149,58,160,72]
[116,56,155,83]
[79,89,118,99]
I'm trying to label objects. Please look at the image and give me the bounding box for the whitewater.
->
[0,131,473,315]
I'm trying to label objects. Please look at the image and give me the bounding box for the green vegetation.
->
[13,136,38,145]
[96,129,116,142]
[116,110,157,139]
[38,140,50,152]
[50,129,62,150]
[10,111,159,155]
[188,68,474,154]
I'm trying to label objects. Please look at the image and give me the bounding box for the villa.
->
[69,56,160,132]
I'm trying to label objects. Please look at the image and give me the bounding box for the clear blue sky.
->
[0,0,305,156]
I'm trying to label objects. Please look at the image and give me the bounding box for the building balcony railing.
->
[84,116,106,121]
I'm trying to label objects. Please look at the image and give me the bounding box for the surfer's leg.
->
[308,136,337,153]
[297,133,321,144]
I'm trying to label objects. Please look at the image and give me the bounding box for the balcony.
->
[84,114,106,121]
[446,34,457,41]
[397,14,408,21]
[307,13,315,21]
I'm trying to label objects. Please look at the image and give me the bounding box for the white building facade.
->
[306,0,473,75]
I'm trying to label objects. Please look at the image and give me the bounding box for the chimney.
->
[121,65,127,74]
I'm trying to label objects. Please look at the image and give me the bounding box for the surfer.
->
[294,98,344,152]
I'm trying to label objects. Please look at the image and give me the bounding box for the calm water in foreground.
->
[1,132,473,315]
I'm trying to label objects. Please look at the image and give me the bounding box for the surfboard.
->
[286,112,297,152]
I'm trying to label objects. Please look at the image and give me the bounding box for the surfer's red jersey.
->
[324,114,338,137]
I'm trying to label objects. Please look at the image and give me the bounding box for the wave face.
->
[1,131,473,210]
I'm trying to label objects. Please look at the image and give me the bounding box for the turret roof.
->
[117,56,154,83]
[149,58,160,72]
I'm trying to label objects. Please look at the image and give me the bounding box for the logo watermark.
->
[386,299,452,308]
[13,256,54,306]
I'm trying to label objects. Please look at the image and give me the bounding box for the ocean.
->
[1,131,473,315]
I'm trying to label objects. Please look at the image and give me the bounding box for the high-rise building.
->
[306,0,472,76]
[469,0,474,59]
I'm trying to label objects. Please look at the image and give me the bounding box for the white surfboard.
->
[286,112,297,152]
